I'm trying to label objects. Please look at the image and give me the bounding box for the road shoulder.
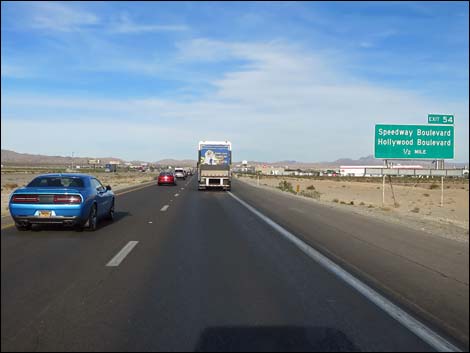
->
[232,178,469,348]
[236,176,469,244]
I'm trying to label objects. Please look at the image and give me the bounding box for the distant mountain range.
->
[0,150,197,167]
[1,149,121,166]
[1,150,467,169]
[156,159,198,166]
[236,155,468,169]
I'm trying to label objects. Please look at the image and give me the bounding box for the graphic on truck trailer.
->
[199,145,231,165]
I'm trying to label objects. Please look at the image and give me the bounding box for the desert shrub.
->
[368,204,374,208]
[359,202,365,206]
[332,198,339,203]
[429,184,439,190]
[423,193,430,197]
[4,183,18,189]
[411,207,420,213]
[340,201,346,204]
[349,201,354,205]
[306,185,316,190]
[278,180,294,193]
[300,190,321,200]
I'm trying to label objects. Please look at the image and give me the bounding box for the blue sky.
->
[1,1,469,162]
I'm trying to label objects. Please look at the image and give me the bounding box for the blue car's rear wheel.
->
[106,199,115,220]
[82,204,98,232]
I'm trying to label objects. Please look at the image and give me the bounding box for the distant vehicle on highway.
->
[198,140,232,190]
[158,171,177,186]
[104,163,117,173]
[174,168,186,179]
[8,174,114,231]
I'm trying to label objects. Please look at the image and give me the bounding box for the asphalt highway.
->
[1,176,467,352]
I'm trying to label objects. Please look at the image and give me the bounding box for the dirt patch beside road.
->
[238,175,469,243]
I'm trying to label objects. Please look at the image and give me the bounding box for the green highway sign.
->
[428,114,454,125]
[375,124,454,159]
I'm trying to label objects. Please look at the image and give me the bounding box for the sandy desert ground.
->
[238,175,469,243]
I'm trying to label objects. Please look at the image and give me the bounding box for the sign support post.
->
[382,160,387,207]
[440,159,445,207]
[441,176,444,207]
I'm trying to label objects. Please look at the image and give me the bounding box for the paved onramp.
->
[1,176,466,351]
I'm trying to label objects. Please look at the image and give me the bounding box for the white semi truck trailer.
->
[198,141,232,191]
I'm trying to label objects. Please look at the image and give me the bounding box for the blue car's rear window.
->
[27,177,85,188]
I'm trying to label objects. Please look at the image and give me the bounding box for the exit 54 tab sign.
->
[428,114,454,125]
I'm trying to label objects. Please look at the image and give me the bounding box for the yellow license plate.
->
[39,211,52,218]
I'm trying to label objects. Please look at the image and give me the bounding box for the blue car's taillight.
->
[53,195,82,204]
[11,195,39,203]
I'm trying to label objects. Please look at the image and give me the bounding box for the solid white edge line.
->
[227,191,461,352]
[174,193,179,197]
[106,241,139,267]
[160,205,170,212]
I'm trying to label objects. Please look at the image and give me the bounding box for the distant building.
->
[283,169,316,176]
[255,166,285,175]
[340,165,423,177]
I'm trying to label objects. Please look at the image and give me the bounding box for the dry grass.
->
[238,175,469,232]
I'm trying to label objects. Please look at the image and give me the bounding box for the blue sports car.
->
[9,174,115,231]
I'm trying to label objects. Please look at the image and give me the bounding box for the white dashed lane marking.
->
[161,205,170,212]
[106,241,139,267]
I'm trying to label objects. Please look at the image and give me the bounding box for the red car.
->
[158,172,177,186]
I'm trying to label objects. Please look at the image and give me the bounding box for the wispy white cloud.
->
[1,63,34,79]
[3,38,468,162]
[359,42,373,48]
[26,2,99,32]
[109,14,189,34]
